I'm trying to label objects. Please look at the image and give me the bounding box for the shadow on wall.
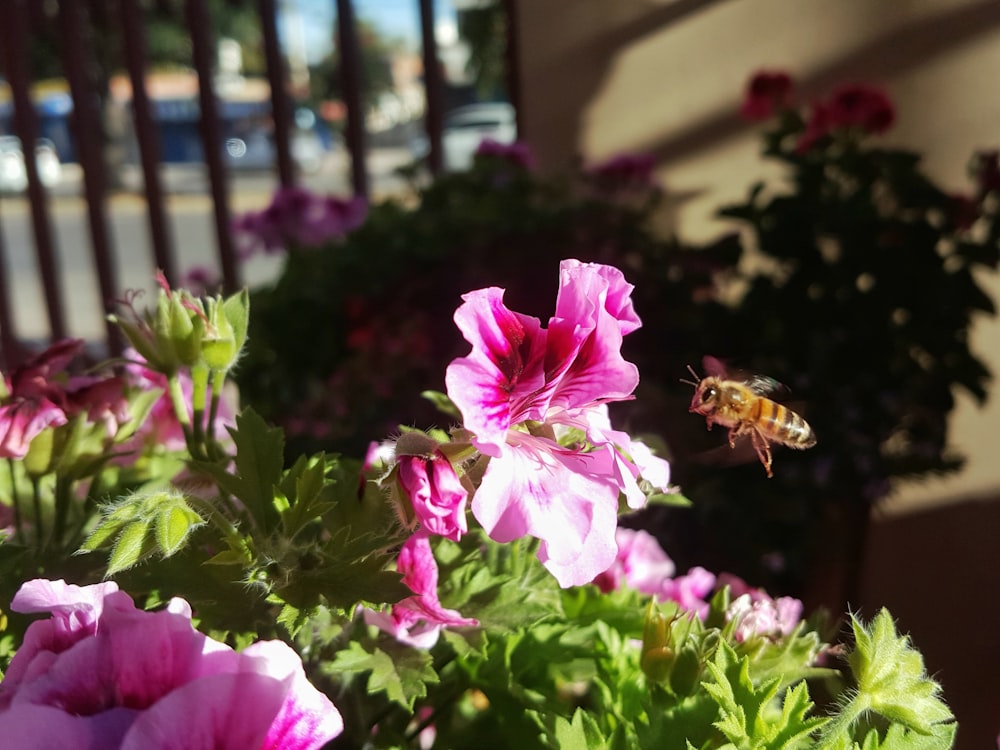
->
[519,0,1000,171]
[859,495,1000,750]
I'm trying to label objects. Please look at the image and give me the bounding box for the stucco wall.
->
[514,0,1000,516]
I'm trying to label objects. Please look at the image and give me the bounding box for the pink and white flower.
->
[445,259,670,587]
[0,579,343,750]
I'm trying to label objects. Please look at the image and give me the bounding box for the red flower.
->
[827,84,895,134]
[740,71,794,121]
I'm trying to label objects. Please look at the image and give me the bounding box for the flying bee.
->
[683,356,816,478]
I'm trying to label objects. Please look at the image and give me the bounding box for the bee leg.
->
[727,426,739,448]
[750,428,774,478]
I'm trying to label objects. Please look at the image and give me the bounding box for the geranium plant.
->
[0,260,956,747]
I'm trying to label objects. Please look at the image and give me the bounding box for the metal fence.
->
[0,0,484,369]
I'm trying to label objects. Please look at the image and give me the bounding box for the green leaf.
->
[328,639,438,710]
[819,609,954,747]
[645,492,693,508]
[420,389,462,419]
[196,408,283,531]
[551,708,608,750]
[702,641,825,749]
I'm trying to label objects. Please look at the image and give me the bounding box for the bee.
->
[683,357,816,478]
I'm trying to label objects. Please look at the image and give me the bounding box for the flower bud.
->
[668,644,703,697]
[640,603,676,684]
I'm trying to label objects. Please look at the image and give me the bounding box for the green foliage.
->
[819,610,955,749]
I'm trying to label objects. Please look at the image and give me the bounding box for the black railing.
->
[0,0,463,368]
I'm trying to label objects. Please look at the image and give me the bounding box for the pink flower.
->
[0,340,86,459]
[592,527,676,595]
[445,260,670,587]
[364,533,478,648]
[234,187,367,258]
[0,579,343,749]
[586,153,658,192]
[740,71,794,121]
[660,566,716,619]
[397,451,469,542]
[726,592,803,642]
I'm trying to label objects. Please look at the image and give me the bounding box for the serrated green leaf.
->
[552,708,607,750]
[107,519,153,576]
[820,609,955,747]
[328,640,438,710]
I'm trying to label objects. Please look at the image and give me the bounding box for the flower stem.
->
[51,475,73,550]
[31,476,45,548]
[6,458,24,544]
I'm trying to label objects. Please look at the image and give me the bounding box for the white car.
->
[411,102,517,172]
[0,136,62,192]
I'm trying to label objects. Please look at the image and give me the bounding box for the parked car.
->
[0,136,62,192]
[410,102,517,172]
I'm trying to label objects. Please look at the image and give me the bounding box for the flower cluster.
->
[0,579,342,749]
[233,186,368,258]
[739,70,896,152]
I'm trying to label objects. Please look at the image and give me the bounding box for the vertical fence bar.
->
[0,212,21,368]
[0,0,67,343]
[185,0,240,293]
[259,0,295,188]
[501,0,522,136]
[120,0,178,286]
[58,0,122,355]
[335,0,368,198]
[418,0,444,175]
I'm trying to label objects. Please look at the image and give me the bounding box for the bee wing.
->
[701,355,730,378]
[745,374,790,398]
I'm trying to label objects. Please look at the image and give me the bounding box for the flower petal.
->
[119,673,284,750]
[445,287,546,455]
[471,434,620,587]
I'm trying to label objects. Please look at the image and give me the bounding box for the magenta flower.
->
[740,71,794,121]
[234,186,367,258]
[445,259,670,587]
[364,532,478,648]
[474,139,535,169]
[0,339,87,459]
[397,451,469,542]
[585,153,658,193]
[0,579,343,750]
[827,83,895,134]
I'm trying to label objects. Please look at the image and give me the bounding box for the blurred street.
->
[0,146,414,343]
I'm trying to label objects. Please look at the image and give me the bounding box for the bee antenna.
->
[679,364,701,388]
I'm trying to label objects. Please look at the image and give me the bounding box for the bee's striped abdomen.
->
[751,398,816,449]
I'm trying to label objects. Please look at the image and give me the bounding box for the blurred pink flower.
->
[661,566,716,619]
[585,153,658,192]
[592,527,675,595]
[0,579,343,749]
[445,260,670,587]
[740,71,794,121]
[474,139,535,169]
[397,451,469,542]
[0,339,86,459]
[234,186,367,258]
[364,533,478,648]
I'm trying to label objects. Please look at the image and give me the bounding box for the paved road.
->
[0,148,415,344]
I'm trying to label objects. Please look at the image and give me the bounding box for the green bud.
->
[668,645,703,697]
[200,296,239,371]
[640,602,676,684]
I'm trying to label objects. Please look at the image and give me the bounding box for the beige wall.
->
[515,0,1000,516]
